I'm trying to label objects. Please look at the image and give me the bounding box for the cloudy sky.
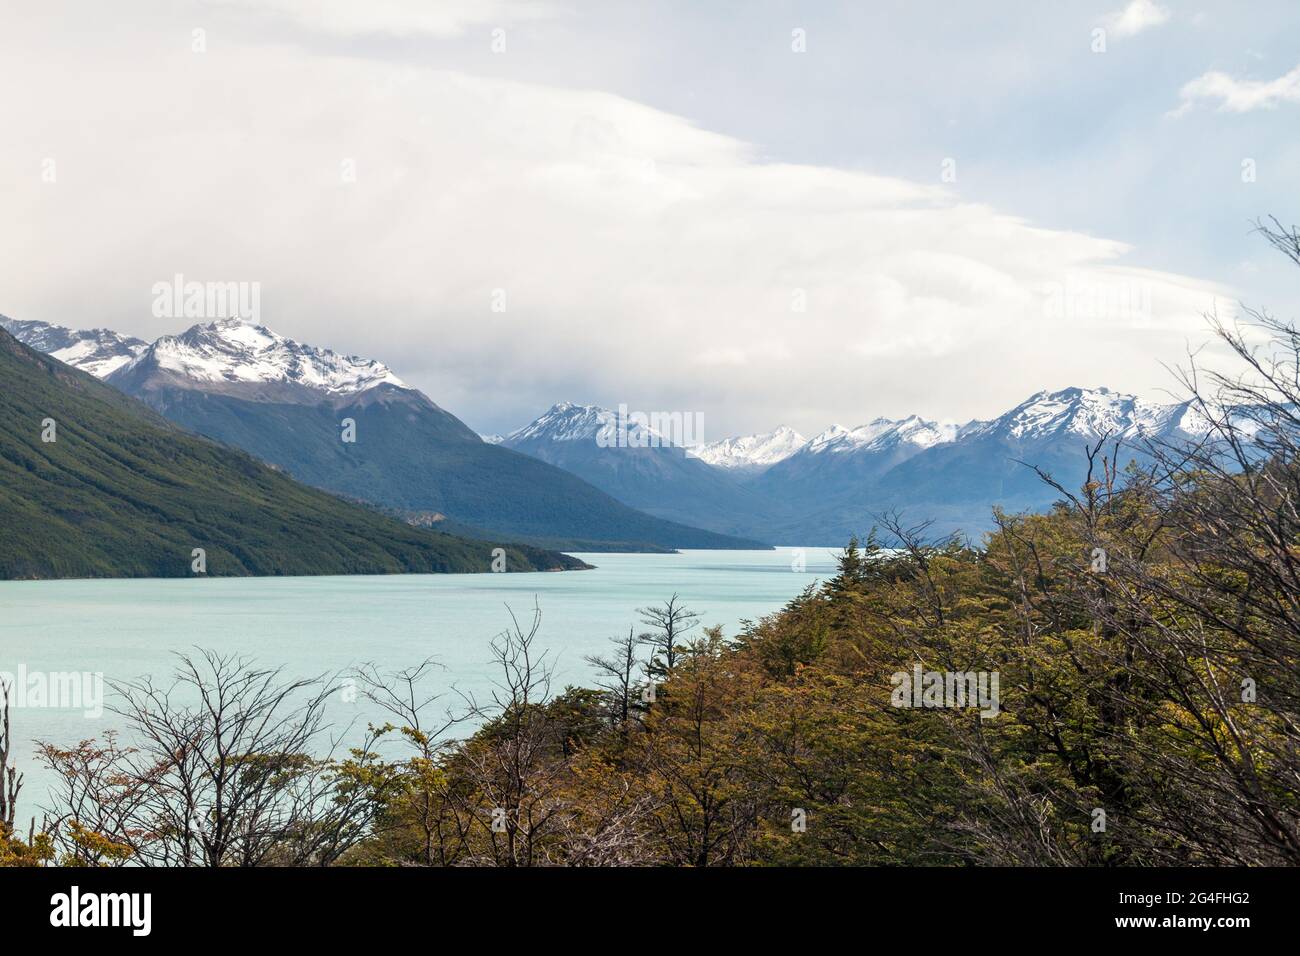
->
[2,0,1298,438]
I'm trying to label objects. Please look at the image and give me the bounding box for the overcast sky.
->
[2,0,1298,438]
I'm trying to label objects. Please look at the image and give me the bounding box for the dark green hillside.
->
[110,377,766,552]
[0,330,587,579]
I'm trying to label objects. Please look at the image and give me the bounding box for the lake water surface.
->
[0,548,839,806]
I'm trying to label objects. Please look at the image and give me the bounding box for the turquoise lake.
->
[0,548,839,808]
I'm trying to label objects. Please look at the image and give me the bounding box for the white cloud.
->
[1174,63,1300,113]
[0,7,1230,436]
[206,0,566,38]
[1105,0,1171,38]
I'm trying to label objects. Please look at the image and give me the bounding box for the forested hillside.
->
[0,329,585,578]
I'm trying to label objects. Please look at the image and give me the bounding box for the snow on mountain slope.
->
[761,388,1180,464]
[966,387,1168,443]
[689,426,807,473]
[749,415,966,504]
[501,402,778,540]
[1148,399,1264,442]
[506,402,669,447]
[0,316,148,377]
[126,318,407,395]
[802,416,962,456]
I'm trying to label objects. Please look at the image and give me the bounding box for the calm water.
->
[0,548,838,808]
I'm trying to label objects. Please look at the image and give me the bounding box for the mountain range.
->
[0,317,148,377]
[753,388,1201,542]
[688,426,808,475]
[0,316,765,552]
[5,313,1205,548]
[501,388,1204,543]
[500,403,777,538]
[0,327,585,578]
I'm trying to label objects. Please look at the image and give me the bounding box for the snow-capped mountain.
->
[690,426,807,474]
[117,318,407,397]
[1149,400,1262,441]
[823,385,1199,542]
[4,306,1250,548]
[0,316,147,377]
[505,402,669,452]
[754,415,962,506]
[803,416,963,456]
[1,313,760,550]
[505,402,669,448]
[506,402,606,443]
[3,314,408,399]
[499,386,1224,543]
[738,386,1225,543]
[965,387,1168,443]
[502,402,778,538]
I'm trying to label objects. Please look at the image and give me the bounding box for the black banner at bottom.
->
[0,865,1276,941]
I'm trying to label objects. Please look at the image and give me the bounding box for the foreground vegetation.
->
[3,223,1299,866]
